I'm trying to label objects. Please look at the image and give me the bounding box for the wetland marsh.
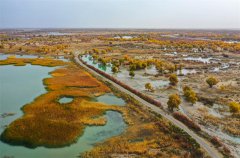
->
[0,55,127,158]
[1,29,240,158]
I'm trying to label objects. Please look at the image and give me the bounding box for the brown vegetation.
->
[173,112,201,132]
[0,56,67,67]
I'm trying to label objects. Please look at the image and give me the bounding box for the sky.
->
[0,0,240,29]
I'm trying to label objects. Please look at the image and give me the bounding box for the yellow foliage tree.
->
[169,74,178,86]
[206,76,219,88]
[167,94,181,112]
[145,83,154,92]
[228,102,240,113]
[183,86,198,105]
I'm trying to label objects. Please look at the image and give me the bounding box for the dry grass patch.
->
[81,121,204,158]
[44,66,110,93]
[198,109,240,137]
[0,57,67,67]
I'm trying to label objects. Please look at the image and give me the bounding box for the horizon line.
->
[0,27,240,31]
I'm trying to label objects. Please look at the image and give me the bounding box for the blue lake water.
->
[95,93,126,106]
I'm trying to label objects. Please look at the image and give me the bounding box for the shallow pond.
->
[145,65,158,75]
[95,93,126,106]
[47,32,73,36]
[0,55,126,158]
[183,57,213,64]
[177,69,197,75]
[0,53,38,60]
[114,35,133,39]
[210,63,230,72]
[82,55,113,74]
[164,52,177,56]
[144,65,197,76]
[0,53,69,62]
[58,97,74,104]
[82,55,169,91]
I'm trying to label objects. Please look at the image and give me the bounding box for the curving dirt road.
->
[74,53,223,158]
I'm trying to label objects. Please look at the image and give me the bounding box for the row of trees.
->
[147,39,240,53]
[101,35,240,52]
[91,48,113,54]
[89,53,183,80]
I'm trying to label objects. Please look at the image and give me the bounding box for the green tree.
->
[129,70,135,78]
[145,83,154,92]
[228,102,240,113]
[156,63,164,74]
[129,64,137,71]
[169,74,178,86]
[111,66,119,74]
[112,60,120,67]
[206,76,219,88]
[167,94,181,112]
[119,59,124,65]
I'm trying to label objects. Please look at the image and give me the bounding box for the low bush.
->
[173,112,201,132]
[210,136,222,147]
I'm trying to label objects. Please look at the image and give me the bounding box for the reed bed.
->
[0,57,67,67]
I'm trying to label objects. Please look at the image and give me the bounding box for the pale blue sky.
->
[0,0,239,29]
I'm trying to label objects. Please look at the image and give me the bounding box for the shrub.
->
[167,94,181,112]
[187,91,198,104]
[129,64,137,71]
[206,76,219,88]
[145,83,154,92]
[129,70,135,78]
[169,74,178,86]
[182,86,198,105]
[228,101,240,113]
[173,112,201,131]
[111,66,119,74]
[210,136,222,147]
[183,86,191,92]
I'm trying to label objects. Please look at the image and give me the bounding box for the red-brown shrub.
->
[172,112,201,132]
